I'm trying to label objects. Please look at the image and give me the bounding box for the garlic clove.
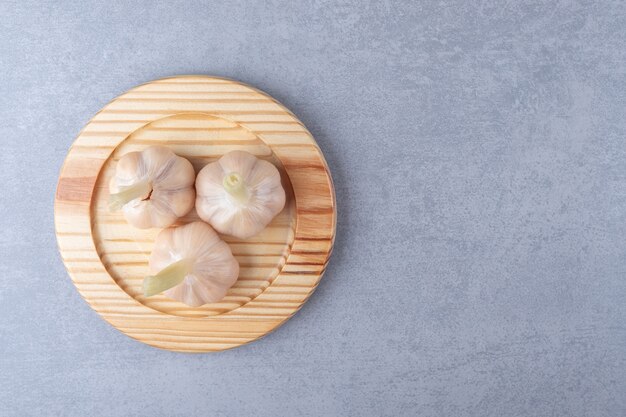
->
[217,151,258,181]
[114,151,143,182]
[123,196,179,229]
[152,151,195,190]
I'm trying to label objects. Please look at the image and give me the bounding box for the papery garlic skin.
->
[195,151,286,239]
[148,222,239,306]
[109,146,195,229]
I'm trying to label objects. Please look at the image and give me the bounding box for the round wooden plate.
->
[55,76,336,352]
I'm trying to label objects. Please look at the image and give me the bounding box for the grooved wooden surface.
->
[55,76,336,352]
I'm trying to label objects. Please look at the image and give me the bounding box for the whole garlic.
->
[108,146,195,229]
[143,222,239,306]
[195,151,286,239]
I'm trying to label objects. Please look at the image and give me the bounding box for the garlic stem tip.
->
[108,180,152,211]
[142,258,191,298]
[222,172,249,203]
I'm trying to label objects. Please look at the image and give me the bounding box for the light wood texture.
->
[55,76,336,352]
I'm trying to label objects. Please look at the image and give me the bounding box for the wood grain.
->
[55,76,336,352]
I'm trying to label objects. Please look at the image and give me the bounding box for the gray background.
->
[1,1,625,416]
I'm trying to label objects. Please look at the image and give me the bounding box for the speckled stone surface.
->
[1,1,625,416]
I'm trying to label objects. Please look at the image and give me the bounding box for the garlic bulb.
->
[108,146,195,229]
[195,151,286,239]
[143,222,239,306]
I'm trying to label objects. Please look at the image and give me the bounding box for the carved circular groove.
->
[55,76,336,352]
[92,113,297,318]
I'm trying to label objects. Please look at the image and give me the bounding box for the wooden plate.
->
[55,76,336,352]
